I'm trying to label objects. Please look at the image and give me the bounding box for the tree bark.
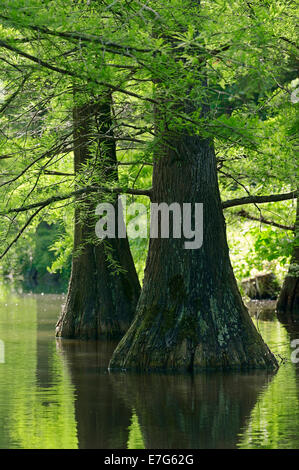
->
[109,130,278,371]
[277,198,299,321]
[56,96,140,339]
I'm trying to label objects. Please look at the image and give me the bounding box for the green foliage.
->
[0,0,297,288]
[228,215,294,283]
[0,220,71,292]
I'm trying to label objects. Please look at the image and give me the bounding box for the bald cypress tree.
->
[109,11,279,369]
[56,95,140,339]
[109,127,278,370]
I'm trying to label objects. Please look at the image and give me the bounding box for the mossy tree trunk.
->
[109,128,278,370]
[277,198,299,321]
[56,96,140,339]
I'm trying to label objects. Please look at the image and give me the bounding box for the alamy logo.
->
[290,87,299,104]
[95,196,203,250]
[291,339,299,364]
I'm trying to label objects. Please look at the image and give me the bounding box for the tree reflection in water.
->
[58,336,274,449]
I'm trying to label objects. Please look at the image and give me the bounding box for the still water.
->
[0,291,298,449]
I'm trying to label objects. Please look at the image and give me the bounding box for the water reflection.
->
[0,293,298,449]
[237,320,299,448]
[58,333,274,449]
[56,339,132,449]
[0,293,77,449]
[108,371,273,449]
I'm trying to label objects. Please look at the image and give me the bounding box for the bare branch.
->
[0,76,28,114]
[43,170,75,177]
[222,191,297,209]
[0,185,152,216]
[235,209,295,231]
[0,205,44,260]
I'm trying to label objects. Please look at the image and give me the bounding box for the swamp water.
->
[0,292,298,449]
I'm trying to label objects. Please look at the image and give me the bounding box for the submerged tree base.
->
[109,303,278,372]
[55,235,140,340]
[109,272,279,372]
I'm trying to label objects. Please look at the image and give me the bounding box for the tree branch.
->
[279,36,299,51]
[235,209,295,231]
[0,76,28,114]
[43,170,75,177]
[0,185,152,216]
[0,15,152,53]
[222,191,297,209]
[0,205,44,260]
[0,39,157,105]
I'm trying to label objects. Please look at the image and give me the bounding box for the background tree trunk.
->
[277,198,299,321]
[109,132,278,371]
[56,96,140,339]
[242,273,280,300]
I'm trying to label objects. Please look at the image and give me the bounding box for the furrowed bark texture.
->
[277,198,299,321]
[56,98,140,339]
[109,133,278,371]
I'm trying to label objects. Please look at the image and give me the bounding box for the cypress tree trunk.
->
[109,131,278,371]
[277,198,299,321]
[56,97,140,339]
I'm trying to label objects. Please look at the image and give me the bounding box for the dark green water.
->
[0,291,298,449]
